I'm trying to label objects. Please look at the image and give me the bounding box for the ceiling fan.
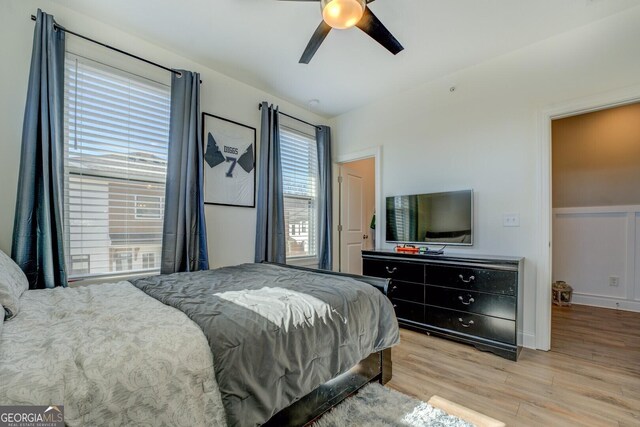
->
[279,0,404,64]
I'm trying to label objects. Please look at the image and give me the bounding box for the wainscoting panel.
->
[553,206,640,312]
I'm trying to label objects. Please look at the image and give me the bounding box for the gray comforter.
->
[131,263,399,427]
[0,282,226,426]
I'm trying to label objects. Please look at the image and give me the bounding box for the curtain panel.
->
[316,125,333,270]
[255,102,286,264]
[12,9,67,289]
[161,70,209,273]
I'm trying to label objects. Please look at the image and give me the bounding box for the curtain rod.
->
[258,103,321,131]
[30,14,202,84]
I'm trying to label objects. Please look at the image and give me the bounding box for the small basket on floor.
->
[552,281,573,306]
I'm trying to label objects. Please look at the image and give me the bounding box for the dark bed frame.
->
[263,264,394,426]
[264,348,393,427]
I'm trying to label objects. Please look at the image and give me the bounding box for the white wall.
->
[0,0,324,269]
[553,206,640,312]
[331,6,640,347]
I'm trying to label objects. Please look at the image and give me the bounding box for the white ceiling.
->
[51,0,640,117]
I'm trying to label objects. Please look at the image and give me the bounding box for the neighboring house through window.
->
[280,125,318,261]
[64,54,170,279]
[142,253,156,270]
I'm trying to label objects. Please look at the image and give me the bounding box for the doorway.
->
[338,157,376,274]
[536,86,640,351]
[550,102,640,368]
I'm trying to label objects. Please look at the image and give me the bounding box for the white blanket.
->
[0,281,226,427]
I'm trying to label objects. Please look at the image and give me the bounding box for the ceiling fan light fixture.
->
[321,0,365,30]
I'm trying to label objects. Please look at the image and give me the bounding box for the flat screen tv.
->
[386,190,473,246]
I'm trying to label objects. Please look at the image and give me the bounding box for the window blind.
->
[64,54,171,279]
[280,126,318,259]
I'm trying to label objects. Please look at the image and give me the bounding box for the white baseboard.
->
[571,293,640,313]
[518,331,536,350]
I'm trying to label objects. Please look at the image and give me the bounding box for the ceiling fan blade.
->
[299,21,332,64]
[277,0,373,2]
[355,7,403,55]
[277,0,372,2]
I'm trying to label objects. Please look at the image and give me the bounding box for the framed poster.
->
[202,113,256,208]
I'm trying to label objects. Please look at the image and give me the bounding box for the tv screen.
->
[386,190,473,246]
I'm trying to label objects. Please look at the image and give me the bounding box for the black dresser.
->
[362,250,524,360]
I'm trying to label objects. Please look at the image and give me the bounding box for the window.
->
[135,195,164,219]
[142,253,155,270]
[112,250,133,272]
[280,125,318,259]
[64,54,170,279]
[70,254,90,276]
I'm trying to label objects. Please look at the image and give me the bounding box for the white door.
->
[339,165,370,274]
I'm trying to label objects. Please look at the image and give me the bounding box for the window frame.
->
[279,123,320,264]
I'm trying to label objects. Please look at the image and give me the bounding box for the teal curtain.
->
[255,103,286,263]
[161,70,209,273]
[12,9,67,289]
[316,125,333,270]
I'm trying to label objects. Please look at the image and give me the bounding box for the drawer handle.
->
[385,266,398,274]
[393,304,398,308]
[389,285,398,294]
[458,295,475,305]
[458,318,475,328]
[458,274,475,283]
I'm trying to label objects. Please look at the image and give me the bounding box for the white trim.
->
[536,84,640,351]
[335,147,383,272]
[519,331,537,349]
[571,293,640,313]
[627,212,636,302]
[535,105,553,351]
[335,147,381,164]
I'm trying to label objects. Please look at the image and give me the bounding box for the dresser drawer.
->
[425,285,516,320]
[387,280,425,304]
[426,306,516,345]
[425,264,517,295]
[363,259,425,284]
[391,299,424,324]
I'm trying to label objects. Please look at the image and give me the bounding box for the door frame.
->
[335,147,382,272]
[536,85,640,351]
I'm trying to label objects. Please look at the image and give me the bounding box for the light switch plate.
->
[503,213,520,227]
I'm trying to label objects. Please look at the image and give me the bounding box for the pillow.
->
[0,250,29,320]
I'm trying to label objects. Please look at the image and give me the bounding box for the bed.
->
[0,260,399,426]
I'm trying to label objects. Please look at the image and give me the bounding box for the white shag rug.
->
[312,383,474,427]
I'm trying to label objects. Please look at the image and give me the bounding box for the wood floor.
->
[387,305,640,426]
